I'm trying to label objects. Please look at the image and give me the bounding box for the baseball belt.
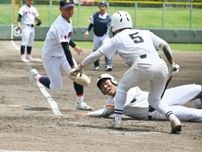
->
[25,24,34,27]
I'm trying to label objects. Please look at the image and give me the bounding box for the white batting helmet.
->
[111,11,132,33]
[97,73,118,94]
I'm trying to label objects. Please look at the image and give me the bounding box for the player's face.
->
[99,5,107,15]
[60,6,74,19]
[100,80,117,96]
[26,0,33,5]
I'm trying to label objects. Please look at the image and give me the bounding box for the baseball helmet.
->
[98,1,107,7]
[97,73,118,94]
[111,11,132,33]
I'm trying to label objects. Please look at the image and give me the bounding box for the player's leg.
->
[62,57,93,110]
[123,106,149,120]
[148,61,181,133]
[169,106,202,121]
[92,35,101,70]
[148,106,202,122]
[192,85,202,109]
[38,55,62,90]
[26,28,35,60]
[20,26,29,62]
[114,65,144,128]
[162,84,202,106]
[102,35,112,71]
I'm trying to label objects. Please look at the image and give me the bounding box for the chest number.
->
[129,32,144,43]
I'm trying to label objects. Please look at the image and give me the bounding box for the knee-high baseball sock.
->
[114,87,127,121]
[73,82,84,103]
[20,45,25,55]
[27,46,32,55]
[39,77,50,89]
[149,100,178,121]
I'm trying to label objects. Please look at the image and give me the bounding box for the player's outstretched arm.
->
[162,44,180,74]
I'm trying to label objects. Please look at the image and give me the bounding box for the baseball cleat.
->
[170,117,182,134]
[111,117,122,129]
[75,102,94,111]
[21,55,29,63]
[105,65,112,71]
[27,55,33,61]
[30,69,39,81]
[93,66,100,71]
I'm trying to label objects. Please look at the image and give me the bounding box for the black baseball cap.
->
[60,0,74,9]
[98,1,107,7]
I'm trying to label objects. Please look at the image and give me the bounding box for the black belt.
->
[130,98,137,103]
[140,54,147,59]
[26,24,34,27]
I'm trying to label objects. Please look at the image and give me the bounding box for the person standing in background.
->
[17,0,41,62]
[84,1,112,71]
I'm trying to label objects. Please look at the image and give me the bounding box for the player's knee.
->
[116,85,127,95]
[50,83,62,91]
[118,82,131,93]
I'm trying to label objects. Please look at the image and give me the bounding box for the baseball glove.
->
[69,68,91,86]
[36,19,42,26]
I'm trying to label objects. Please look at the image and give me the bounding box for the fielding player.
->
[30,0,93,111]
[17,0,41,62]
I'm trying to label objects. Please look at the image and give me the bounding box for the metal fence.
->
[0,0,202,29]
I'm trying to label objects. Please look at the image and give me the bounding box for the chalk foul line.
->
[11,40,62,116]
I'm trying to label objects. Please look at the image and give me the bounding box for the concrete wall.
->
[1,25,202,43]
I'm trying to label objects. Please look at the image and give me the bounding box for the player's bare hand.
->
[169,63,180,76]
[74,112,89,117]
[17,22,22,30]
[74,46,83,55]
[84,31,89,39]
[70,64,83,77]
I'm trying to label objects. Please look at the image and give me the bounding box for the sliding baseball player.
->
[86,73,202,122]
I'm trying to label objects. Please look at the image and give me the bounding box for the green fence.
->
[0,0,202,29]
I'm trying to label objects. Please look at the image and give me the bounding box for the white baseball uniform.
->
[18,4,39,46]
[42,15,75,90]
[88,84,202,122]
[81,29,172,118]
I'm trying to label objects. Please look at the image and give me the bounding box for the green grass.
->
[34,41,202,51]
[1,4,202,29]
[170,43,202,51]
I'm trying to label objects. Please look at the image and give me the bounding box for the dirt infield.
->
[0,41,201,152]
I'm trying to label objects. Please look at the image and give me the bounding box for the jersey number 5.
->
[129,32,144,43]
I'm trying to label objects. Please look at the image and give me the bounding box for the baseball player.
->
[84,1,112,71]
[86,73,202,122]
[30,0,93,111]
[72,11,182,133]
[17,0,41,62]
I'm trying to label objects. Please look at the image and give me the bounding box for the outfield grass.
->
[34,41,202,52]
[1,4,202,29]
